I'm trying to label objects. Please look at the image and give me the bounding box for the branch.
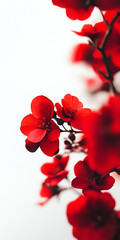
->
[97,12,120,94]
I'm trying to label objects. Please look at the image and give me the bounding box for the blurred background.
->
[0,1,119,239]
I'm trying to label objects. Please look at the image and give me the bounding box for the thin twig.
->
[96,12,120,94]
[60,129,83,134]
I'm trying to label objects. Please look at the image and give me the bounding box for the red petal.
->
[62,94,83,113]
[40,136,59,156]
[47,120,60,141]
[53,155,69,169]
[67,195,87,227]
[40,183,53,198]
[73,24,95,38]
[52,0,94,21]
[25,139,40,152]
[20,114,37,136]
[55,103,71,121]
[41,162,61,176]
[72,43,93,62]
[66,6,93,21]
[41,155,69,176]
[71,108,91,130]
[99,175,115,190]
[28,128,47,143]
[72,160,94,189]
[45,170,68,186]
[31,95,54,121]
[37,199,48,206]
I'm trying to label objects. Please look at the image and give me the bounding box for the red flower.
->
[52,0,120,20]
[72,43,120,81]
[38,182,61,205]
[67,191,119,240]
[41,154,69,175]
[74,17,120,70]
[74,22,106,45]
[41,154,69,186]
[84,96,120,174]
[44,170,68,186]
[72,157,115,192]
[52,0,94,21]
[20,96,60,156]
[55,94,91,130]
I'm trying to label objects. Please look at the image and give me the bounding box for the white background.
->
[0,1,119,240]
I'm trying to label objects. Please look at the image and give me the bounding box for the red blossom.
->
[52,0,94,20]
[44,170,68,186]
[67,191,119,240]
[55,94,91,130]
[38,182,61,205]
[74,22,106,45]
[52,0,120,21]
[74,18,120,70]
[41,154,69,175]
[84,96,120,174]
[72,43,120,81]
[41,154,69,186]
[20,96,60,156]
[72,157,115,192]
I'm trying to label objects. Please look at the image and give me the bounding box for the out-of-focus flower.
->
[67,191,119,240]
[20,96,60,156]
[72,157,115,192]
[84,96,120,174]
[73,22,106,45]
[52,0,94,20]
[38,182,61,205]
[52,0,120,21]
[74,17,120,70]
[41,154,69,175]
[72,43,120,81]
[55,94,91,130]
[41,154,69,186]
[44,170,69,186]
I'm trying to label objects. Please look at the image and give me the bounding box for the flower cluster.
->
[20,94,90,156]
[20,1,120,240]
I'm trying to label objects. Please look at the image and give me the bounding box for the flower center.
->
[36,119,51,131]
[93,213,105,228]
[64,107,77,119]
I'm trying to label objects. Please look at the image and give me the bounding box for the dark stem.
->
[60,129,83,134]
[100,10,109,26]
[97,48,117,94]
[97,12,120,94]
[100,12,120,50]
